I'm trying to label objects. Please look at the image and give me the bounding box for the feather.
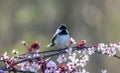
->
[47,33,57,47]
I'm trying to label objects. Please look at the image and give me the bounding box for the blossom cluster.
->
[0,41,42,73]
[76,40,120,57]
[97,43,120,56]
[0,40,120,73]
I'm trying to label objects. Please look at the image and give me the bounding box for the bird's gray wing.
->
[51,34,57,46]
[47,33,57,47]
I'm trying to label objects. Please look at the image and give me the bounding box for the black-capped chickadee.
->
[47,24,76,49]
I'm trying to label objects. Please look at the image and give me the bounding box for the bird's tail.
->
[46,43,55,47]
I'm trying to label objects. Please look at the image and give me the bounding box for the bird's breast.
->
[55,35,70,49]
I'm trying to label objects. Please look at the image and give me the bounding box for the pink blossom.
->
[116,42,120,51]
[80,59,87,67]
[67,59,79,71]
[70,37,77,45]
[20,62,30,71]
[82,49,87,55]
[1,52,9,60]
[58,64,68,72]
[29,62,40,72]
[117,45,120,51]
[57,54,67,63]
[68,53,76,61]
[45,60,57,73]
[98,43,116,56]
[81,69,89,73]
[77,40,86,47]
[65,48,72,55]
[87,47,95,55]
[33,49,40,57]
[82,55,89,61]
[79,55,89,67]
[12,49,18,54]
[21,41,26,45]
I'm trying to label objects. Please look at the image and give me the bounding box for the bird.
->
[47,24,76,49]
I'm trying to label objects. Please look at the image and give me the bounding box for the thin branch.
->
[14,52,30,58]
[13,48,66,59]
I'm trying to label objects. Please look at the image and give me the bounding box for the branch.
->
[0,45,120,72]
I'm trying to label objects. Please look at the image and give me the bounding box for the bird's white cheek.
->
[55,29,61,34]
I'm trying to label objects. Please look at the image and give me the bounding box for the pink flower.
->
[82,49,87,55]
[87,47,95,55]
[67,59,80,71]
[57,54,67,63]
[98,43,116,56]
[21,41,26,45]
[20,62,30,71]
[80,59,87,67]
[68,53,76,61]
[76,40,86,47]
[45,60,57,73]
[82,55,89,61]
[79,55,89,67]
[70,37,77,45]
[65,48,72,55]
[117,45,120,51]
[58,64,68,72]
[29,62,40,72]
[12,49,18,54]
[117,42,120,51]
[1,52,9,60]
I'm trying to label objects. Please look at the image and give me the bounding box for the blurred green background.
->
[0,0,120,73]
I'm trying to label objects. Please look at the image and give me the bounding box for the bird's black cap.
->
[59,24,67,30]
